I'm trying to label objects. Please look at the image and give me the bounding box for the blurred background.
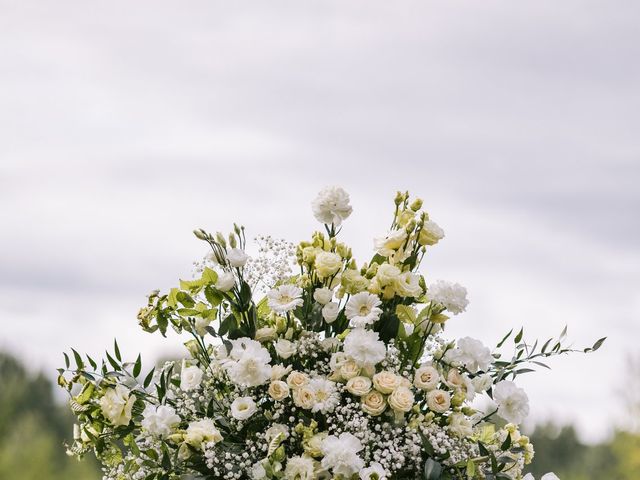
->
[1,1,639,478]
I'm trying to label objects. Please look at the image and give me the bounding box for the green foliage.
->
[0,352,101,480]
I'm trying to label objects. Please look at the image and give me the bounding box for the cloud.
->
[0,0,639,442]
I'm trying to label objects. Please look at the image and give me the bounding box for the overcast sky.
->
[1,0,639,443]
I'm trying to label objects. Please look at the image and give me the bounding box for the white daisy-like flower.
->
[308,378,340,413]
[312,186,353,226]
[267,284,304,313]
[360,462,388,480]
[345,292,383,328]
[427,280,469,314]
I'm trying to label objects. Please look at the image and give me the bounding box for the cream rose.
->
[339,359,361,380]
[388,386,415,413]
[275,338,297,359]
[427,389,451,413]
[373,371,401,394]
[361,390,387,416]
[447,369,464,389]
[255,327,277,343]
[346,376,372,396]
[314,251,343,278]
[322,302,340,323]
[414,366,440,391]
[313,287,334,305]
[268,380,290,401]
[287,371,310,390]
[293,386,315,409]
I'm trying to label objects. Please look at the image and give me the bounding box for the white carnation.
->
[312,186,353,226]
[450,337,493,373]
[225,338,272,387]
[493,380,530,424]
[345,292,382,328]
[230,396,257,420]
[472,373,493,393]
[428,280,469,314]
[185,418,223,449]
[321,432,365,477]
[343,328,386,367]
[267,284,304,313]
[141,405,180,438]
[284,455,316,480]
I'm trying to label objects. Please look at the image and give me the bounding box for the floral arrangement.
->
[59,187,605,480]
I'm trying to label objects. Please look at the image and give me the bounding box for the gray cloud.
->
[1,0,639,441]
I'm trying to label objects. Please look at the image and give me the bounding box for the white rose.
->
[427,389,451,413]
[346,376,372,396]
[215,271,235,292]
[99,385,135,426]
[185,418,223,449]
[414,366,440,391]
[251,462,267,480]
[314,251,343,279]
[322,302,340,323]
[268,380,290,401]
[313,287,334,305]
[373,371,401,394]
[388,386,414,413]
[275,338,297,359]
[227,248,249,267]
[255,327,277,343]
[230,396,257,420]
[180,363,203,391]
[361,390,387,416]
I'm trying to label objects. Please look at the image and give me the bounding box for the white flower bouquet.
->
[59,188,605,480]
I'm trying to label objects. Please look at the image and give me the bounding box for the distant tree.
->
[0,352,101,480]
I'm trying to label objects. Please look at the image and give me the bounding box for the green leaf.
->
[114,339,122,361]
[201,267,218,284]
[496,329,513,348]
[176,308,201,317]
[86,354,98,370]
[423,458,442,480]
[63,352,70,369]
[143,367,155,388]
[71,349,84,369]
[106,351,120,371]
[589,337,607,352]
[133,354,142,377]
[396,304,417,324]
[514,328,523,344]
[176,291,195,308]
[501,434,511,450]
